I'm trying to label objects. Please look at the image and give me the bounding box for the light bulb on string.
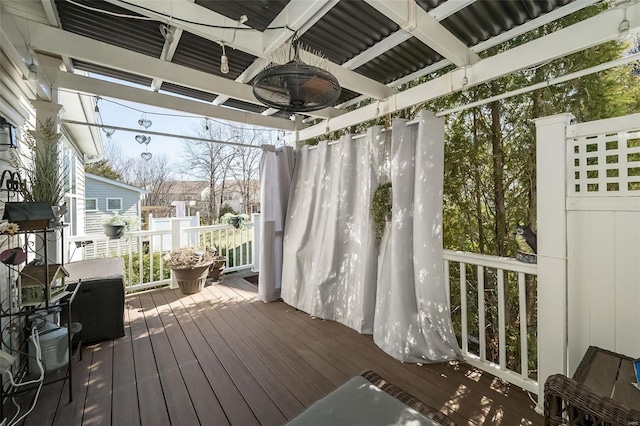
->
[220,44,230,74]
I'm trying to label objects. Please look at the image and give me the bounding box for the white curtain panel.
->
[258,146,295,302]
[281,128,385,333]
[374,111,463,363]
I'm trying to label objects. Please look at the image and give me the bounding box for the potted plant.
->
[206,246,227,282]
[221,213,250,229]
[166,247,214,294]
[9,118,67,228]
[102,214,139,239]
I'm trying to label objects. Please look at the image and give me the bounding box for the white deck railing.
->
[66,219,257,293]
[443,250,538,394]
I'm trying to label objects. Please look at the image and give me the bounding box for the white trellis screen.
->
[565,114,640,372]
[534,112,640,410]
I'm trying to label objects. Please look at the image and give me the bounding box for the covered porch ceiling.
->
[3,0,638,141]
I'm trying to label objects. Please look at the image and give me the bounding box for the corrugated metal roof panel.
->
[56,0,165,58]
[415,0,446,11]
[160,82,217,102]
[355,38,442,84]
[195,0,290,31]
[300,0,399,65]
[172,31,257,80]
[73,61,153,87]
[437,0,573,47]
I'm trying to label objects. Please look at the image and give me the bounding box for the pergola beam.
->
[339,0,602,108]
[26,21,341,120]
[105,0,393,101]
[151,27,184,92]
[365,0,479,66]
[298,3,640,141]
[48,70,297,131]
[216,0,339,107]
[104,0,264,56]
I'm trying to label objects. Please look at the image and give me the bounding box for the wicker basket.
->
[173,263,212,294]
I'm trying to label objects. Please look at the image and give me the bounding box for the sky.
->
[83,75,289,165]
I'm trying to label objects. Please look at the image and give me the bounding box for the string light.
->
[94,96,100,113]
[56,89,289,133]
[220,44,230,74]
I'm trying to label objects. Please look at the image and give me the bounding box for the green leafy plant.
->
[11,118,66,205]
[102,213,140,238]
[371,182,392,243]
[221,213,250,229]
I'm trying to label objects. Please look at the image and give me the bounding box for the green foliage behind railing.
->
[121,252,171,286]
[448,263,538,380]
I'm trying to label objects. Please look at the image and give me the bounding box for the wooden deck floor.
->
[18,275,542,425]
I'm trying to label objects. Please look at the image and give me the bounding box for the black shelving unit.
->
[0,225,82,420]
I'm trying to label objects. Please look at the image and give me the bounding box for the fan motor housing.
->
[252,61,341,113]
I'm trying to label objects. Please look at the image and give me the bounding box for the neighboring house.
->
[218,180,260,214]
[84,173,146,235]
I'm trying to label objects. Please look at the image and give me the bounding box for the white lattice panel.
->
[568,128,640,196]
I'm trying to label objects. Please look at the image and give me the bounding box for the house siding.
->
[85,177,142,234]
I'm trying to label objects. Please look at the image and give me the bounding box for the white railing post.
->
[252,213,260,272]
[170,218,182,289]
[148,213,154,230]
[534,113,574,411]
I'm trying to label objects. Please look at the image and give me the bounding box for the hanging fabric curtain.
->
[281,128,385,333]
[374,111,462,363]
[258,146,295,302]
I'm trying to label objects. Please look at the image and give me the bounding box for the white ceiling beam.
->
[215,0,338,107]
[365,0,479,66]
[40,0,74,72]
[0,11,51,101]
[105,0,393,101]
[104,0,264,56]
[429,0,477,21]
[47,70,296,131]
[342,30,412,70]
[151,27,184,92]
[27,22,339,119]
[262,0,339,54]
[342,0,476,73]
[340,0,602,106]
[297,3,640,141]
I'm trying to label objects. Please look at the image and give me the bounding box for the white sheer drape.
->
[258,146,295,302]
[281,129,385,333]
[374,111,462,362]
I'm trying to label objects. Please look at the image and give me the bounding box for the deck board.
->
[20,275,542,425]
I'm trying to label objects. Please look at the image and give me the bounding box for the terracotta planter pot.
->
[208,257,227,282]
[172,263,212,294]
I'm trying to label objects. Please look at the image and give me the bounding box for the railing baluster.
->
[149,235,154,283]
[444,260,450,309]
[159,234,164,282]
[239,228,244,266]
[128,237,133,288]
[497,268,506,370]
[460,262,468,355]
[138,236,143,287]
[478,265,486,362]
[518,272,528,379]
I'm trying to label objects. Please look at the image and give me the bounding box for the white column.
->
[534,113,574,411]
[251,213,260,272]
[169,217,182,289]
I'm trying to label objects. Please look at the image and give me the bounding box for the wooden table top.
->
[574,346,640,411]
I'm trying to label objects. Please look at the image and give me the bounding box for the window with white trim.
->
[86,198,98,211]
[106,198,122,211]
